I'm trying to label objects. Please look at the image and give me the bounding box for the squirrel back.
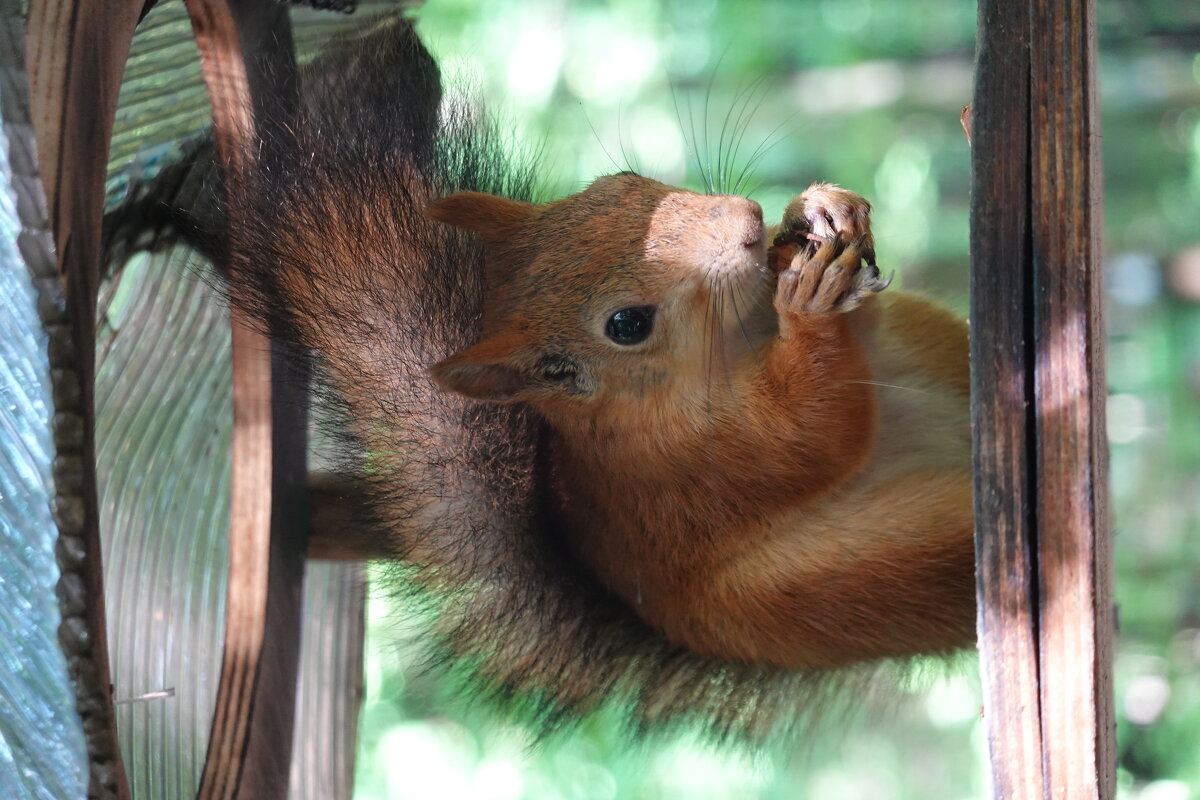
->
[215,15,972,740]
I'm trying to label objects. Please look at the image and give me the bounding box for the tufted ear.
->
[426,192,535,246]
[431,331,535,403]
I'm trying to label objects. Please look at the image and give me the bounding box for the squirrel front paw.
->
[770,184,889,315]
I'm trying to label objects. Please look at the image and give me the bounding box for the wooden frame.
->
[23,1,323,797]
[16,0,1115,796]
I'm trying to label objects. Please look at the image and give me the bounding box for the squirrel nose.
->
[742,221,765,249]
[712,196,764,248]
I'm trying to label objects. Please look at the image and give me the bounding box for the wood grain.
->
[970,3,1045,796]
[23,2,146,797]
[1029,1,1114,797]
[198,312,276,800]
[971,0,1113,797]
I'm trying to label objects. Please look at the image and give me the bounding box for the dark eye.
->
[605,306,655,345]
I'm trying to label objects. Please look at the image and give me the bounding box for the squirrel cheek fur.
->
[429,173,974,669]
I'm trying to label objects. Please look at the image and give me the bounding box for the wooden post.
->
[971,1,1114,797]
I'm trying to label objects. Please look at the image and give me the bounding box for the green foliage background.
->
[352,1,1200,797]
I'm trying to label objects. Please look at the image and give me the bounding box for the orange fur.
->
[429,173,974,669]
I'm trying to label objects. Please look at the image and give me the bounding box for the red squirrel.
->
[427,177,974,669]
[124,14,973,737]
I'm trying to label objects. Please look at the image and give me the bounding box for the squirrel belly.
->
[551,294,974,669]
[431,175,976,669]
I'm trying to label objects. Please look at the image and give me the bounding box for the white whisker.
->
[847,380,931,395]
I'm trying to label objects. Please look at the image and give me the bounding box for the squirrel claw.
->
[775,233,888,316]
[772,185,885,316]
[856,263,893,295]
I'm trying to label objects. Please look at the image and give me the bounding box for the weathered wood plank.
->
[1029,0,1114,797]
[970,3,1045,798]
[183,2,309,799]
[23,2,146,797]
[972,0,1113,797]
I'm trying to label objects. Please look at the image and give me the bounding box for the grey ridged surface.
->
[289,562,366,800]
[0,2,89,797]
[98,6,234,798]
[95,245,232,800]
[100,7,225,800]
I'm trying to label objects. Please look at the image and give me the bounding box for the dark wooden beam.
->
[307,475,390,562]
[970,4,1044,793]
[971,0,1113,797]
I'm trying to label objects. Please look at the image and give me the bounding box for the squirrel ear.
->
[427,192,535,244]
[431,332,533,403]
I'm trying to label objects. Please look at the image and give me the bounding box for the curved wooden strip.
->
[196,312,272,800]
[182,2,309,799]
[22,1,148,797]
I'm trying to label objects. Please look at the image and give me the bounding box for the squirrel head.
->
[427,173,775,416]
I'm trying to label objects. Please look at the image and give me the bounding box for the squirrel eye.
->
[605,306,655,345]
